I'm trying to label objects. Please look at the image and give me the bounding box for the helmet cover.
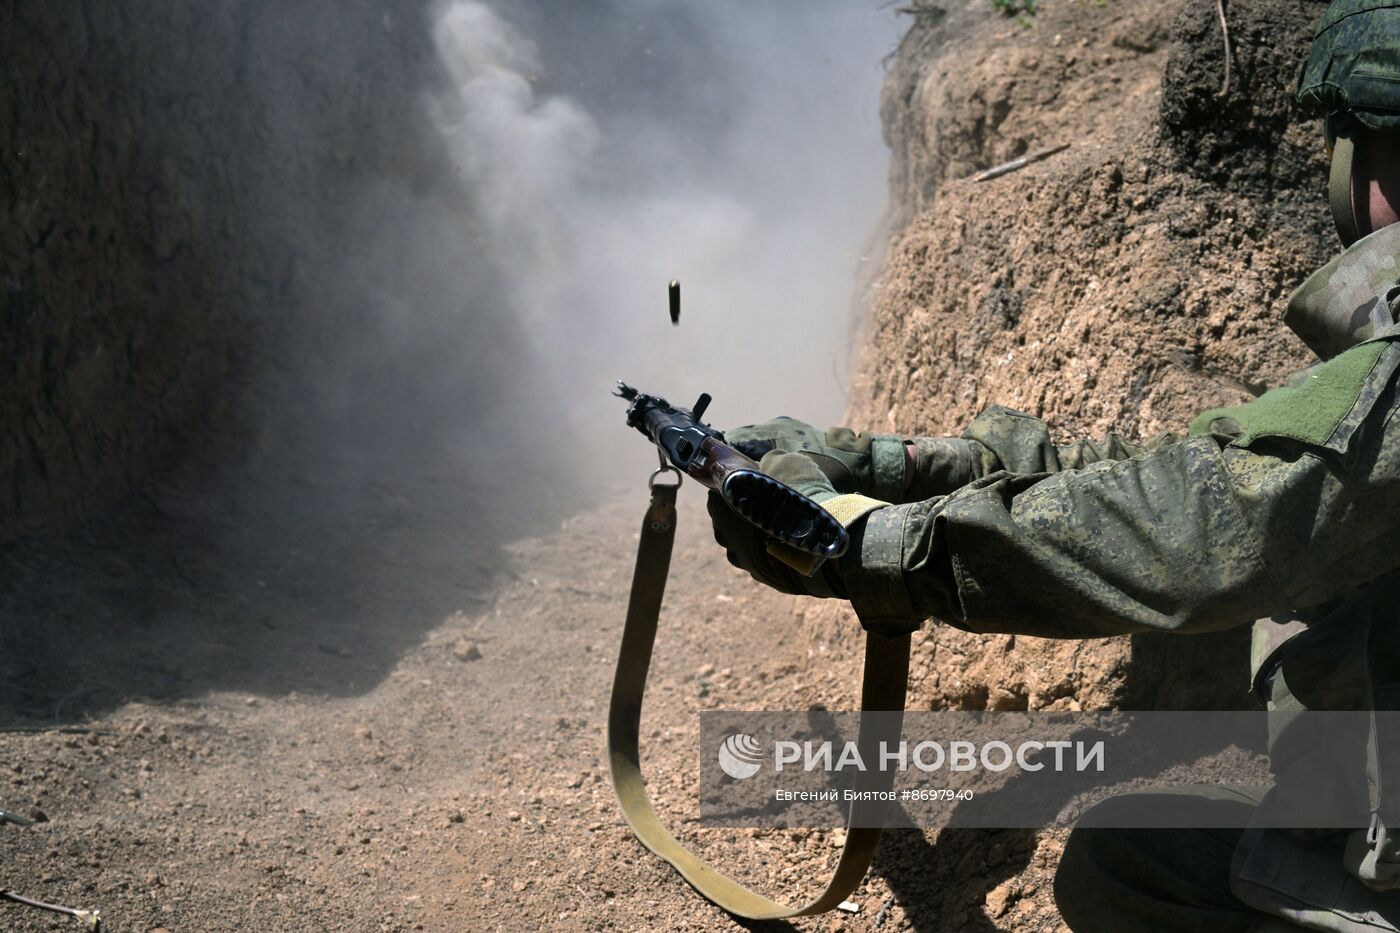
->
[1298,1,1400,130]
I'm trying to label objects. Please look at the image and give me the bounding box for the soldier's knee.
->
[1053,823,1117,931]
[1053,792,1258,933]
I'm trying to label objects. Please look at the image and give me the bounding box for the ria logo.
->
[717,733,764,780]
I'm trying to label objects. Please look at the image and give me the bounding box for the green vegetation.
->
[992,0,1037,15]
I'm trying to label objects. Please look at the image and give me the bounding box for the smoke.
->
[223,0,899,523]
[0,0,903,724]
[427,0,900,490]
[431,5,596,249]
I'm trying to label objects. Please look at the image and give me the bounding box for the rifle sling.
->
[607,483,911,919]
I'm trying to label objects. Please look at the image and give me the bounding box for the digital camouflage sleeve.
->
[843,332,1400,640]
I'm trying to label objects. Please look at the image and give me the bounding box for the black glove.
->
[707,450,849,598]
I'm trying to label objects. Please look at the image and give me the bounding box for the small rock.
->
[830,830,847,848]
[511,880,528,893]
[696,663,716,678]
[27,807,48,823]
[507,811,522,822]
[448,811,465,824]
[985,880,1017,918]
[452,641,483,662]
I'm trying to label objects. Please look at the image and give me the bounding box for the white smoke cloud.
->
[430,0,898,483]
[431,3,597,265]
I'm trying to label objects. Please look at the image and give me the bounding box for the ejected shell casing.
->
[669,280,681,325]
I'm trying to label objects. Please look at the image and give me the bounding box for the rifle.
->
[607,379,909,920]
[613,381,848,571]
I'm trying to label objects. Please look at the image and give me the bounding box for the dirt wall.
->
[0,1,467,543]
[830,0,1332,712]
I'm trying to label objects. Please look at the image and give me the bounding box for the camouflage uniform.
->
[836,224,1400,641]
[829,224,1400,931]
[711,217,1400,921]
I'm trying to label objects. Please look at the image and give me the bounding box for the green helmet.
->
[1299,1,1400,131]
[1298,1,1400,245]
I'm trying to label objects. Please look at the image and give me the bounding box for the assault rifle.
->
[608,381,905,921]
[613,381,848,571]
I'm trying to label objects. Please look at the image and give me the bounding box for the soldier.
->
[707,2,1400,930]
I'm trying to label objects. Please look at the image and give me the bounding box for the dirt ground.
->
[0,475,1069,933]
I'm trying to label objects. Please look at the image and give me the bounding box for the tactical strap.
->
[821,493,890,528]
[607,483,911,919]
[1331,128,1361,248]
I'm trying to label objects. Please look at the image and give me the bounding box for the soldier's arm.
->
[843,340,1400,640]
[722,410,1175,504]
[901,406,1179,502]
